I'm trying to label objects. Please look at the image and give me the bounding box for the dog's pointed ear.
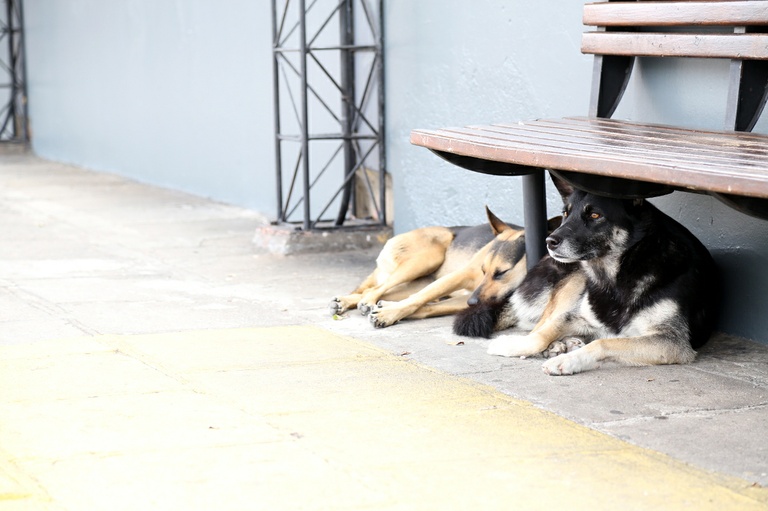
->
[485,206,511,235]
[549,172,574,201]
[547,216,563,233]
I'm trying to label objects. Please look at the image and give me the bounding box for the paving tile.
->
[0,337,112,359]
[17,443,388,511]
[103,326,387,373]
[482,357,768,424]
[262,401,624,468]
[187,357,499,415]
[0,349,184,402]
[0,290,51,322]
[0,320,91,345]
[0,258,143,280]
[0,391,284,461]
[360,450,768,511]
[55,300,294,335]
[598,405,768,485]
[0,464,51,511]
[0,455,65,511]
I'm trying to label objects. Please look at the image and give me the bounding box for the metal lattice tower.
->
[271,0,385,231]
[0,0,27,143]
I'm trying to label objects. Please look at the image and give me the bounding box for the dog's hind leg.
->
[542,301,696,375]
[371,292,471,328]
[358,227,454,315]
[542,333,696,375]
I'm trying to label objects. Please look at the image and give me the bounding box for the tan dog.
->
[330,208,559,328]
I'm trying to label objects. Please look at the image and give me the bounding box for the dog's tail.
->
[452,302,504,339]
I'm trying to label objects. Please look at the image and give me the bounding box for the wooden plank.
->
[518,118,768,156]
[443,122,768,171]
[582,31,768,59]
[439,123,768,177]
[584,1,768,27]
[419,116,768,162]
[478,118,768,162]
[481,122,768,168]
[562,116,768,145]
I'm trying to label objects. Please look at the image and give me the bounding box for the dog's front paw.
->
[541,349,596,376]
[542,337,585,358]
[541,354,576,375]
[487,335,542,358]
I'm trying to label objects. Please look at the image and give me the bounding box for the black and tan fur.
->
[330,208,559,328]
[457,174,720,375]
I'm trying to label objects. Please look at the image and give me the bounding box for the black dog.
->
[456,174,720,375]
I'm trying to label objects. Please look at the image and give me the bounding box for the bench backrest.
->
[583,0,768,131]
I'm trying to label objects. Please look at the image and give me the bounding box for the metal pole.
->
[15,0,28,142]
[335,0,355,226]
[522,172,547,269]
[299,0,311,231]
[6,0,16,140]
[377,0,386,226]
[271,0,284,222]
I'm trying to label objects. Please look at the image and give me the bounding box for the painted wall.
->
[384,0,768,343]
[24,0,276,212]
[385,1,590,231]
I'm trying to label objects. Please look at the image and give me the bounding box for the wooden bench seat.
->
[410,0,768,267]
[411,116,768,209]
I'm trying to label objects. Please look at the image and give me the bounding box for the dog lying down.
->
[454,174,721,375]
[330,207,561,328]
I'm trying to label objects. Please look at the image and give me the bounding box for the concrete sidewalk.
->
[2,151,768,510]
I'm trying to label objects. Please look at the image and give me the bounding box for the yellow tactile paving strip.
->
[1,326,766,510]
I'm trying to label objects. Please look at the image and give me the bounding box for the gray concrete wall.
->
[385,0,590,231]
[24,0,276,212]
[385,0,768,344]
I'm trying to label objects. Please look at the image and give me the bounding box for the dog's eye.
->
[590,212,601,220]
[493,269,509,280]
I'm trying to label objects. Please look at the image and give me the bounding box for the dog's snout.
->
[467,294,479,306]
[546,235,561,251]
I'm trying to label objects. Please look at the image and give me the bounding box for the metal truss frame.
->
[0,0,27,143]
[271,0,386,230]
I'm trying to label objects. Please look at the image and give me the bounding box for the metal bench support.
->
[522,172,548,269]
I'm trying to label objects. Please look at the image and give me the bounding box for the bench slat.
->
[433,124,768,178]
[584,1,768,27]
[484,122,768,167]
[582,32,768,59]
[506,117,768,155]
[410,117,768,199]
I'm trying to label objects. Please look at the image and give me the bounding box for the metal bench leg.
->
[522,172,547,269]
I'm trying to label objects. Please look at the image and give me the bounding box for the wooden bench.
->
[410,0,768,267]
